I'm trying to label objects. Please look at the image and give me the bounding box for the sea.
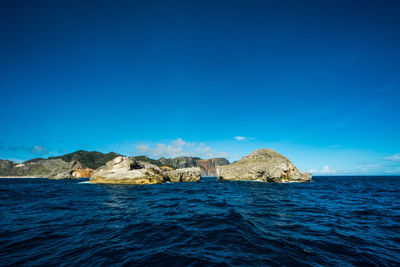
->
[0,176,399,266]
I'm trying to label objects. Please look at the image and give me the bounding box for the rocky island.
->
[217,149,311,182]
[90,156,201,184]
[0,148,310,183]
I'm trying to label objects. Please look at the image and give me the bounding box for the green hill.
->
[49,150,122,169]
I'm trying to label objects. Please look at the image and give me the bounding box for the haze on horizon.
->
[0,0,399,175]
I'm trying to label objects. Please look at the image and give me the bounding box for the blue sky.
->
[0,0,399,175]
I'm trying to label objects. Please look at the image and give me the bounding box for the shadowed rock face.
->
[48,160,84,179]
[217,149,311,182]
[197,158,230,176]
[90,157,201,184]
[158,157,200,169]
[156,157,229,176]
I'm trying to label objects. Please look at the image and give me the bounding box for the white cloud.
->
[136,138,229,159]
[234,136,256,141]
[172,138,186,147]
[31,145,48,154]
[321,165,336,174]
[384,153,400,161]
[136,144,150,154]
[385,167,400,174]
[0,144,48,155]
[309,166,336,174]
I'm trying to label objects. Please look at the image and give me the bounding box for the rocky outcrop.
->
[90,157,202,184]
[72,168,94,178]
[0,158,85,178]
[48,160,84,179]
[146,156,229,176]
[217,149,311,183]
[0,159,17,173]
[197,158,229,176]
[165,167,201,182]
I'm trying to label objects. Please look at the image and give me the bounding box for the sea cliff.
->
[217,149,311,182]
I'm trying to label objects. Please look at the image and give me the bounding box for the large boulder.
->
[72,168,94,178]
[48,160,84,179]
[90,157,165,184]
[90,157,202,184]
[217,149,311,182]
[165,167,202,182]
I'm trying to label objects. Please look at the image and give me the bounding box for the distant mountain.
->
[137,156,230,176]
[49,150,122,169]
[131,156,175,169]
[0,158,82,177]
[0,151,230,177]
[0,159,17,174]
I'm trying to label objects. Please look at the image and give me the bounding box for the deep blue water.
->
[0,176,399,266]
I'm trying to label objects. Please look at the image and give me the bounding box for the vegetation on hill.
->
[49,150,122,169]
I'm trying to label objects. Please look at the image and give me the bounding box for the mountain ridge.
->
[0,150,230,177]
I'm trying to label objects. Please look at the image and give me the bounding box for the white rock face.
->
[165,167,202,182]
[217,149,311,183]
[90,157,202,184]
[90,157,165,184]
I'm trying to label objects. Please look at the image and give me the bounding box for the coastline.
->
[0,176,44,178]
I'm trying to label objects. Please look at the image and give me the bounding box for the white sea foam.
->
[78,181,90,184]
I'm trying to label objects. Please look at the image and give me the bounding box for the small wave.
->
[78,181,90,184]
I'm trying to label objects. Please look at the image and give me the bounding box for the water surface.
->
[0,176,399,266]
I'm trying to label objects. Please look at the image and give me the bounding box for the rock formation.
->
[72,168,94,178]
[165,167,202,182]
[0,159,17,173]
[197,158,230,176]
[48,160,84,179]
[158,156,200,169]
[217,149,311,182]
[90,157,201,184]
[0,158,85,178]
[141,156,230,176]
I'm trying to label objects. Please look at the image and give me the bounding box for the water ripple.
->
[0,176,399,266]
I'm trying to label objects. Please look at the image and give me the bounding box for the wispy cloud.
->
[234,136,256,141]
[309,165,336,174]
[383,153,400,161]
[0,144,49,155]
[321,165,336,174]
[136,138,229,159]
[377,84,397,93]
[385,167,400,174]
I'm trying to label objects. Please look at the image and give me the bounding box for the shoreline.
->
[0,176,45,178]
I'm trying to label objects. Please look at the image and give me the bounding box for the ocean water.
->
[0,176,399,266]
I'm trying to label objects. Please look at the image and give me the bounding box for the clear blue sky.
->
[1,0,399,175]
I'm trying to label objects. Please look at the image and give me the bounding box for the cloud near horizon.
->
[0,144,48,156]
[136,138,229,159]
[384,153,400,161]
[234,136,256,141]
[309,165,337,174]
